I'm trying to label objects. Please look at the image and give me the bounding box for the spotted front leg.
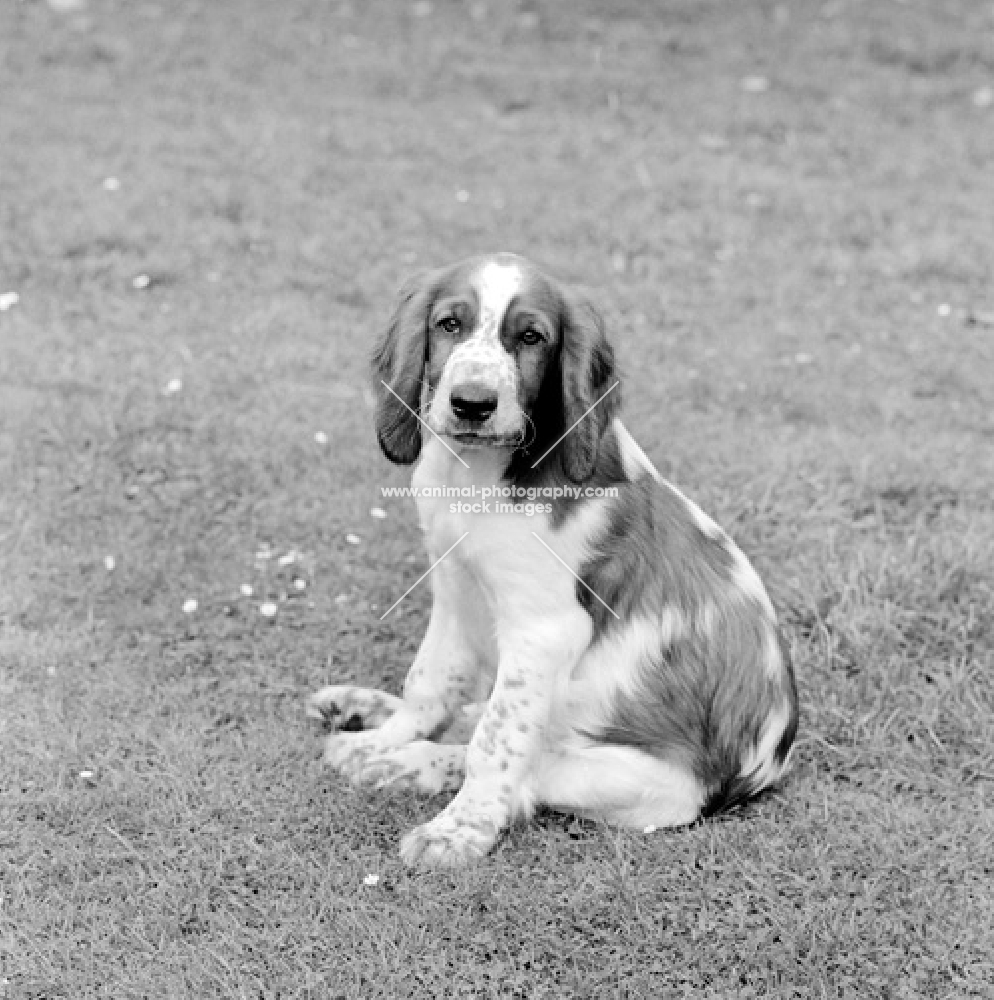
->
[399,611,591,867]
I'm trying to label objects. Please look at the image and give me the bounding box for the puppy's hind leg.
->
[526,744,706,830]
[360,742,468,795]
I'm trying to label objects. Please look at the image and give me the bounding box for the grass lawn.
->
[1,0,993,996]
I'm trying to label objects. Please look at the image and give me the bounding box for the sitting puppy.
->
[310,253,799,868]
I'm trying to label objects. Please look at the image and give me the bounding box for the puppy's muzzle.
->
[450,381,499,424]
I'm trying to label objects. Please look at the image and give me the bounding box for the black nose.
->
[450,382,499,423]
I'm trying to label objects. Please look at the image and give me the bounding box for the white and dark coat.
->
[310,253,799,868]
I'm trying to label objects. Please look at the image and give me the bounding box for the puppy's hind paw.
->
[307,685,403,732]
[322,731,383,778]
[362,742,467,796]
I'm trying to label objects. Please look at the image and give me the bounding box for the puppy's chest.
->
[411,448,547,578]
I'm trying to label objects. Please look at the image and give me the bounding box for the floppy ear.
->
[559,293,620,483]
[371,272,435,464]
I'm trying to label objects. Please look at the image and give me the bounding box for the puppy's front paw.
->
[399,811,500,868]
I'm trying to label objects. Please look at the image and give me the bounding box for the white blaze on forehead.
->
[473,260,524,342]
[429,259,524,431]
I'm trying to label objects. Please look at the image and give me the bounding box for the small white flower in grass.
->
[278,551,297,567]
[740,75,770,93]
[346,534,361,545]
[132,273,151,290]
[643,824,657,835]
[370,507,387,519]
[334,594,349,604]
[102,176,121,192]
[240,584,253,597]
[182,599,198,614]
[363,873,380,886]
[294,579,307,591]
[0,292,19,312]
[259,601,278,618]
[163,378,182,395]
[79,770,95,780]
[103,555,116,571]
[255,546,273,560]
[314,431,329,445]
[937,303,952,318]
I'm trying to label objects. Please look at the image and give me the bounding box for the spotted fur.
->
[312,253,799,868]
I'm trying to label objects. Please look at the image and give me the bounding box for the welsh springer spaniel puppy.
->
[310,253,799,868]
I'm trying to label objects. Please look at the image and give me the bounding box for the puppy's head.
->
[372,253,618,481]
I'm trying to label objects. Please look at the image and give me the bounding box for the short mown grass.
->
[1,0,992,997]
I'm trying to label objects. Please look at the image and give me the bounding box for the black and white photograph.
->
[1,0,992,996]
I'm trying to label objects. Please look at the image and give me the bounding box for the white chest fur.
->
[411,438,609,623]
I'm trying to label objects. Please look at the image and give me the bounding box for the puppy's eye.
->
[438,317,461,334]
[520,328,543,346]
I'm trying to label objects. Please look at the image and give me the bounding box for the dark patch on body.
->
[508,417,628,530]
[573,448,799,815]
[593,604,798,815]
[577,469,737,632]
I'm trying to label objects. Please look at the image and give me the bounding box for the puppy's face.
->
[423,254,560,448]
[373,253,618,482]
